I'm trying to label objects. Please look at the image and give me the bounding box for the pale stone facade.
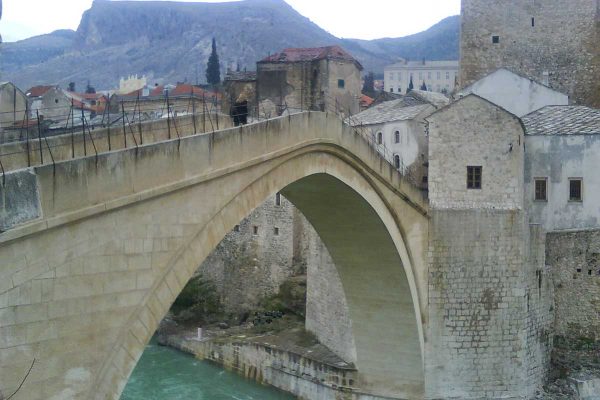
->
[384,60,459,95]
[118,75,148,95]
[426,94,552,398]
[0,82,27,130]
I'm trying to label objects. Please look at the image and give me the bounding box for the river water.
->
[120,338,295,400]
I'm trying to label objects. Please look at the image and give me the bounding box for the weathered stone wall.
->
[428,95,525,210]
[197,194,300,315]
[256,59,360,116]
[426,94,552,398]
[305,223,357,364]
[197,192,357,364]
[427,210,530,398]
[547,229,600,341]
[460,0,600,108]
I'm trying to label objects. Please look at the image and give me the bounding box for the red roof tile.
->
[26,85,55,97]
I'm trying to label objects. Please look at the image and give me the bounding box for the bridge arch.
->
[0,113,429,400]
[92,148,426,399]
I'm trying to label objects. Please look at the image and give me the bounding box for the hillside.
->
[0,0,459,90]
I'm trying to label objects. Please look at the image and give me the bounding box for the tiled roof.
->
[225,71,257,81]
[360,94,374,108]
[522,106,600,135]
[349,101,433,126]
[26,85,55,97]
[260,46,362,69]
[386,60,459,69]
[405,90,450,108]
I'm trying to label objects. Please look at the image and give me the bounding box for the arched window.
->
[377,132,383,144]
[394,131,400,144]
[394,155,401,169]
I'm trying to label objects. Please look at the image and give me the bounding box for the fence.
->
[0,91,420,189]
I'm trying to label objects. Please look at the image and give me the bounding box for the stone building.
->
[460,0,600,108]
[384,59,459,95]
[350,101,435,189]
[0,82,27,130]
[457,68,569,117]
[426,94,552,399]
[523,106,600,231]
[222,71,257,124]
[256,46,362,116]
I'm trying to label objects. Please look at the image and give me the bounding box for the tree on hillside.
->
[407,76,414,93]
[362,71,376,97]
[420,81,428,91]
[85,81,96,94]
[206,37,221,85]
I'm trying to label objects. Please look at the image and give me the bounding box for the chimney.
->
[542,71,550,86]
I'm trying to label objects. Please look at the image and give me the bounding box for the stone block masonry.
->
[547,229,600,341]
[460,0,600,108]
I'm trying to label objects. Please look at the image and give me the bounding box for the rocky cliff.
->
[0,0,459,90]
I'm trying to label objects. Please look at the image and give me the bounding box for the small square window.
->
[390,88,394,93]
[534,178,547,201]
[253,226,259,235]
[274,227,280,236]
[467,166,482,189]
[337,79,345,89]
[492,35,500,44]
[569,178,583,202]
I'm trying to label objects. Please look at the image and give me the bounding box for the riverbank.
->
[157,319,400,400]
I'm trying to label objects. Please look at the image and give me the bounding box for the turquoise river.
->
[120,338,295,400]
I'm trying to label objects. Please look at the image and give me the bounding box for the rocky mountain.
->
[0,0,459,90]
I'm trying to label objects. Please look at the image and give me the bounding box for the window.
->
[397,87,402,93]
[377,132,383,144]
[437,72,441,80]
[275,192,281,206]
[419,72,423,80]
[394,155,401,169]
[531,17,535,27]
[534,178,547,201]
[337,79,345,89]
[446,72,450,80]
[390,88,394,93]
[54,99,59,104]
[274,227,280,236]
[234,225,240,232]
[395,131,400,143]
[492,35,500,44]
[569,178,583,202]
[467,166,482,189]
[253,226,259,235]
[428,72,432,79]
[398,72,402,80]
[389,73,395,81]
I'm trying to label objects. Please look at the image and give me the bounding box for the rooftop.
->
[224,71,257,82]
[385,60,459,69]
[405,90,450,108]
[26,85,55,97]
[349,101,433,126]
[522,106,600,135]
[259,46,362,69]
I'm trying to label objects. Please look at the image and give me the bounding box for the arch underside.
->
[91,149,426,399]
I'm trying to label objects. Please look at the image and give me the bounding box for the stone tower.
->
[460,0,600,108]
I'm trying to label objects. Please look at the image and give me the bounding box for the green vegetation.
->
[206,37,221,85]
[171,276,222,325]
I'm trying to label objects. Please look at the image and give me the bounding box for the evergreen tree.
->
[420,81,427,91]
[206,37,221,85]
[68,82,76,92]
[362,71,376,97]
[407,76,414,92]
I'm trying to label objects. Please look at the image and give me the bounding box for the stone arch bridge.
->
[0,112,429,400]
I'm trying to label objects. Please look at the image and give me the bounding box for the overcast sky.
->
[0,0,460,43]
